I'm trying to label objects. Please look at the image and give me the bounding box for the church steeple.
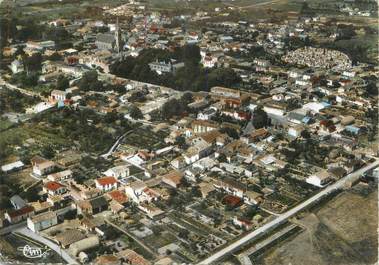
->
[115,17,121,54]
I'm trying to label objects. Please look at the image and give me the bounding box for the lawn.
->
[0,118,14,131]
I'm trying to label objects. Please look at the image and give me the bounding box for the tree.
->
[78,70,102,91]
[13,45,26,59]
[220,127,239,139]
[175,135,187,148]
[104,112,119,124]
[56,75,69,90]
[129,105,143,120]
[217,153,227,163]
[208,68,242,89]
[287,98,301,110]
[336,24,356,41]
[24,53,42,73]
[183,44,201,65]
[300,2,314,16]
[128,91,146,103]
[108,84,125,94]
[252,106,269,129]
[191,186,202,198]
[41,145,55,159]
[301,130,311,139]
[178,229,189,240]
[366,81,378,96]
[181,92,193,105]
[21,72,39,87]
[161,98,184,120]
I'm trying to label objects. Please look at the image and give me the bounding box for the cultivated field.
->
[252,182,378,265]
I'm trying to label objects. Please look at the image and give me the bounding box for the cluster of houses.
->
[0,1,377,264]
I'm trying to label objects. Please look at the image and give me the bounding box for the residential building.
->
[5,206,34,224]
[50,90,67,102]
[1,161,24,173]
[27,211,58,232]
[306,170,332,187]
[103,165,130,179]
[77,196,108,215]
[161,170,184,188]
[47,170,73,182]
[43,181,67,196]
[95,176,118,192]
[31,156,55,177]
[10,59,24,74]
[148,59,184,74]
[9,195,27,210]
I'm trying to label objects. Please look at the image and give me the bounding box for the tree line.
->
[110,45,241,92]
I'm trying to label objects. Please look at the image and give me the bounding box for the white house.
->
[125,181,160,204]
[125,181,147,203]
[26,102,54,114]
[306,170,331,187]
[32,159,55,177]
[263,105,286,116]
[50,90,67,102]
[95,176,118,192]
[197,108,217,121]
[1,161,24,173]
[183,139,212,165]
[10,59,24,74]
[47,170,73,182]
[288,125,304,138]
[103,165,130,179]
[27,211,58,232]
[43,181,67,196]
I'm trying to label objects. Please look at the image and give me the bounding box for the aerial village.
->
[0,0,378,264]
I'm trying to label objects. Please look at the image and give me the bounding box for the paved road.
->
[15,227,78,264]
[237,224,297,265]
[0,222,26,236]
[101,130,133,159]
[199,160,379,264]
[224,0,283,10]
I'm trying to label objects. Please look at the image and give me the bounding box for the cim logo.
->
[17,245,50,259]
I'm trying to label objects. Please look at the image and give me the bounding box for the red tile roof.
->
[96,176,117,186]
[44,181,64,191]
[108,190,128,204]
[222,195,242,207]
[7,205,34,218]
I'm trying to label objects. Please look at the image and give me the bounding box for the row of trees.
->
[0,16,71,48]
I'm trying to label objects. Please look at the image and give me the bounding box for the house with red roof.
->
[4,205,35,224]
[43,181,67,196]
[106,190,129,205]
[95,176,118,192]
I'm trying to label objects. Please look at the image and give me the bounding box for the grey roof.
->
[287,111,306,121]
[96,33,115,44]
[89,196,108,209]
[10,195,27,209]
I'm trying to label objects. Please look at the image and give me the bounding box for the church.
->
[95,19,122,53]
